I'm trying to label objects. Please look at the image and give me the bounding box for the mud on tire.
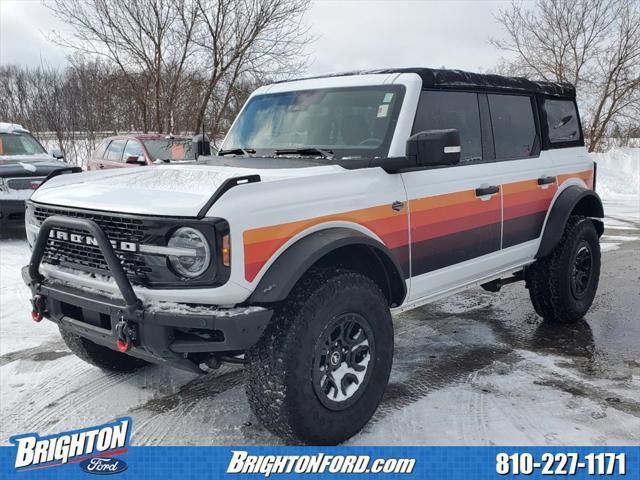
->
[245,268,393,445]
[60,328,150,372]
[526,215,601,323]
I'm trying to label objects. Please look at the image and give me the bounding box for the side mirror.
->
[192,134,211,159]
[50,148,64,160]
[406,129,461,168]
[126,155,146,165]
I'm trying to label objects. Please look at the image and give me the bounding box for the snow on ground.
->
[0,148,638,445]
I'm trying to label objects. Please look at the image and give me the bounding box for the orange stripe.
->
[244,204,394,244]
[409,189,476,212]
[558,169,593,187]
[411,194,500,227]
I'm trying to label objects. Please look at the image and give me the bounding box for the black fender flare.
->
[248,227,407,305]
[536,185,604,258]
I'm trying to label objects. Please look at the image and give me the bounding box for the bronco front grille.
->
[33,205,153,285]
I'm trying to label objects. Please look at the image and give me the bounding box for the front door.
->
[401,90,502,301]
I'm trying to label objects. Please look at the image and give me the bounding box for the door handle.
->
[391,201,405,212]
[99,164,105,169]
[475,185,500,197]
[537,175,556,186]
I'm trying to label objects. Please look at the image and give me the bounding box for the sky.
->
[0,0,514,75]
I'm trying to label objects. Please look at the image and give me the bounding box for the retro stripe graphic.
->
[242,170,593,282]
[243,205,410,282]
[503,169,593,248]
[408,189,501,277]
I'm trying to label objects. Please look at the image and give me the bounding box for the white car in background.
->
[0,123,67,230]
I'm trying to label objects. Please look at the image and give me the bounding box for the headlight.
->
[167,227,211,279]
[25,203,38,247]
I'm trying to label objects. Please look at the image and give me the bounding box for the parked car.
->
[87,134,197,170]
[0,123,68,230]
[24,68,602,445]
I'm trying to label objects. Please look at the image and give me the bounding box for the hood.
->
[31,163,344,217]
[0,156,66,178]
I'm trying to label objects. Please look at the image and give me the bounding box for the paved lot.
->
[1,215,638,445]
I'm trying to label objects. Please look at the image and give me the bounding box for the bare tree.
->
[45,0,312,138]
[491,0,640,151]
[190,0,312,139]
[47,0,199,133]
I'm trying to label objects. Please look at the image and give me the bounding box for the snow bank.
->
[591,148,640,198]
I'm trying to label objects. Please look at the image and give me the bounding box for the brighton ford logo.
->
[79,457,128,475]
[10,417,131,472]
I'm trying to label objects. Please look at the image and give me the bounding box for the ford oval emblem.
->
[79,457,128,475]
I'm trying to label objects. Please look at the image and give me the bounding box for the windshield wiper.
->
[218,148,256,156]
[274,147,334,159]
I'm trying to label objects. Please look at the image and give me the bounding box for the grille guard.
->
[28,215,142,317]
[25,215,273,373]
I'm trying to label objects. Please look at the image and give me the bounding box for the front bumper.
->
[23,215,272,373]
[0,199,26,228]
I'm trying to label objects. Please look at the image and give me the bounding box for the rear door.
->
[87,140,110,170]
[401,90,503,301]
[487,93,556,265]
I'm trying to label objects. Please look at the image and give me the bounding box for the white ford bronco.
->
[23,68,603,445]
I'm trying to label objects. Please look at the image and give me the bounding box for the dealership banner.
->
[2,444,639,479]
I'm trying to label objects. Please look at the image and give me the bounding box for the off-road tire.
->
[60,328,149,372]
[245,268,393,445]
[526,215,600,323]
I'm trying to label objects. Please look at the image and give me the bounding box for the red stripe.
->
[411,208,501,243]
[503,199,552,221]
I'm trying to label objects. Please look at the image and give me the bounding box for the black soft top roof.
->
[278,67,576,98]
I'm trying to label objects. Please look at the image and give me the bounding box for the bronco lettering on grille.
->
[49,229,138,252]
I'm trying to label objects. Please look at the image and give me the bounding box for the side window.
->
[105,140,126,162]
[94,140,110,159]
[412,91,482,164]
[123,140,144,159]
[487,94,537,159]
[544,99,580,143]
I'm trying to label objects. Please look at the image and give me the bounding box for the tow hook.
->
[30,295,46,322]
[115,317,137,353]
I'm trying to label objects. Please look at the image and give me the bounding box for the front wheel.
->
[526,215,601,323]
[245,268,393,445]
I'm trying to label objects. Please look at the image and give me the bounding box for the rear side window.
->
[488,94,537,159]
[94,140,110,159]
[105,140,126,162]
[413,91,482,164]
[544,99,580,143]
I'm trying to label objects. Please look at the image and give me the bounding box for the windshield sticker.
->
[377,104,389,118]
[383,93,394,103]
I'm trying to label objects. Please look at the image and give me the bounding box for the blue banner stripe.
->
[1,446,639,479]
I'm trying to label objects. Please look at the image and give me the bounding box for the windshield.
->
[143,139,195,161]
[0,132,47,160]
[221,85,405,159]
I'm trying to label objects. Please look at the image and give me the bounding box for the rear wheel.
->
[526,215,601,323]
[60,328,149,372]
[245,268,393,445]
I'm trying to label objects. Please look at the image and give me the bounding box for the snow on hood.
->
[31,163,343,216]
